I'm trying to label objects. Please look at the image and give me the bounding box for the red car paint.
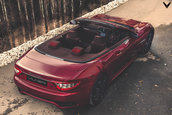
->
[14,14,154,109]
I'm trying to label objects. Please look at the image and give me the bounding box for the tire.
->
[89,74,108,106]
[142,29,154,54]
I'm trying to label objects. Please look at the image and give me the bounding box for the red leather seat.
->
[65,30,80,46]
[72,46,84,56]
[48,41,61,49]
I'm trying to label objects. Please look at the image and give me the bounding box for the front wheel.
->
[142,29,154,54]
[89,74,108,106]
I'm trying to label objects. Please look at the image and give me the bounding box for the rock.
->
[135,57,148,62]
[154,84,158,87]
[135,101,138,104]
[156,58,160,61]
[167,87,172,91]
[139,80,143,83]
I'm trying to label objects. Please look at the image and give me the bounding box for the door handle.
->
[115,50,122,56]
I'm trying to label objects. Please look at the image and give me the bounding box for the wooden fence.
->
[0,0,113,53]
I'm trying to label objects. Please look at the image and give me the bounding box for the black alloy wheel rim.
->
[144,32,153,53]
[91,78,107,105]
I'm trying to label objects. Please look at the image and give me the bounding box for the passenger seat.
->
[87,35,106,53]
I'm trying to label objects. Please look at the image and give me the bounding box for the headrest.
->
[71,46,84,56]
[66,30,78,39]
[48,41,61,49]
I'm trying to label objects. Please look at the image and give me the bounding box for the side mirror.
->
[70,20,77,25]
[132,33,138,39]
[129,32,138,39]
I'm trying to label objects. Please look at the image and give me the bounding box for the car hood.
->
[16,48,94,81]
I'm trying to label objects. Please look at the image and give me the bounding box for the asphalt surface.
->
[0,0,172,115]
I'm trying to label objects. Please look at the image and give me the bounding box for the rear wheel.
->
[89,74,108,106]
[142,29,154,54]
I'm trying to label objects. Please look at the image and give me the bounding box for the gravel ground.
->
[0,0,172,115]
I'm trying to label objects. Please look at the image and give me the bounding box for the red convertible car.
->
[14,14,154,109]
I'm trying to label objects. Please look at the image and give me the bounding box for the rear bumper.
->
[14,75,92,109]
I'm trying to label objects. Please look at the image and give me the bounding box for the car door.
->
[118,36,138,64]
[100,37,130,80]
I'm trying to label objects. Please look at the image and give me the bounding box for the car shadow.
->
[62,49,172,115]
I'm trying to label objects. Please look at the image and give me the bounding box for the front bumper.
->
[14,75,93,109]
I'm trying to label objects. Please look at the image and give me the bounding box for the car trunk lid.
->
[16,48,93,81]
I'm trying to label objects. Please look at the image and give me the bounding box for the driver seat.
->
[89,35,106,53]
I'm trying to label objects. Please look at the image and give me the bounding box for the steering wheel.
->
[107,33,120,46]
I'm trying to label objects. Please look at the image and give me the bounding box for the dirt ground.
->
[0,0,172,114]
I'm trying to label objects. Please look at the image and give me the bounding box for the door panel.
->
[100,37,129,79]
[101,37,137,80]
[101,49,123,80]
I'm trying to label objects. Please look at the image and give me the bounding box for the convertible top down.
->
[35,14,140,63]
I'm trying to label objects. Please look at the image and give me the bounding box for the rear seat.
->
[58,30,80,49]
[48,41,61,49]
